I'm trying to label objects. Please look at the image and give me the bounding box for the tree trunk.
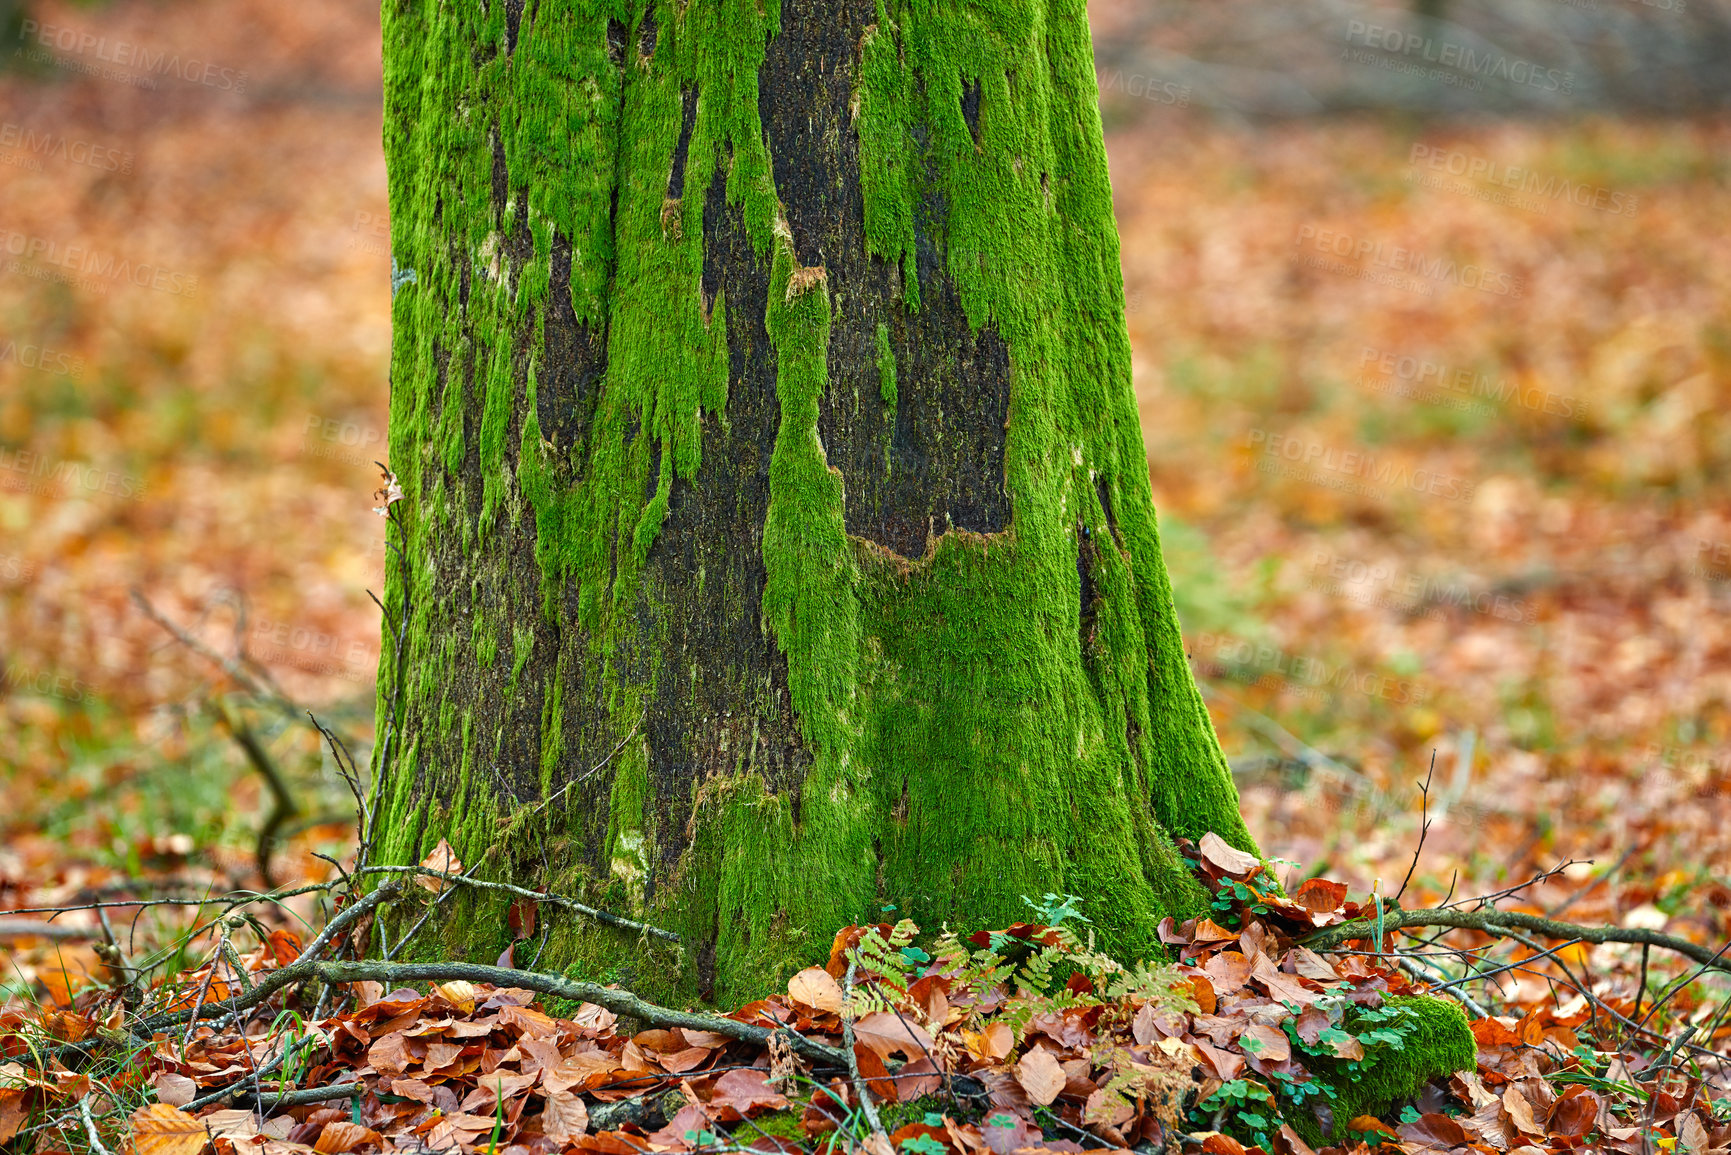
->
[374,0,1259,1004]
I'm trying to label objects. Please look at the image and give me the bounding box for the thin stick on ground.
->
[1302,905,1730,975]
[842,959,886,1140]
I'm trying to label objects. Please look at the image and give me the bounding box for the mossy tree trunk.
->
[374,0,1260,1004]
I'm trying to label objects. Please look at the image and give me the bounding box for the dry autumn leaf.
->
[128,1103,209,1155]
[1199,832,1261,879]
[416,840,462,889]
[788,966,844,1012]
[540,1088,590,1142]
[1014,1047,1065,1106]
[312,1122,380,1154]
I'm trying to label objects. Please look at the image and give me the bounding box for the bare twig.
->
[842,959,886,1139]
[77,1096,114,1155]
[1302,906,1731,975]
[358,865,679,943]
[157,955,847,1068]
[0,919,94,942]
[1394,752,1435,904]
[212,698,300,890]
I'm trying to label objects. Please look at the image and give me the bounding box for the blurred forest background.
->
[1,0,1728,1003]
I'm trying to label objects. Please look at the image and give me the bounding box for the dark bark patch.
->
[667,86,700,199]
[961,77,982,146]
[503,0,525,53]
[754,0,1010,559]
[1077,521,1099,646]
[637,7,658,63]
[1096,475,1120,548]
[535,235,605,456]
[635,167,808,878]
[490,127,509,218]
[606,18,628,68]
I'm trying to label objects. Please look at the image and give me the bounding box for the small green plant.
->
[1189,1078,1280,1148]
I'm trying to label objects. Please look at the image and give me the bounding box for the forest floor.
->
[1,0,1729,1150]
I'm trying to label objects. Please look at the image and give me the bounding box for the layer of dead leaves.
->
[3,835,1722,1155]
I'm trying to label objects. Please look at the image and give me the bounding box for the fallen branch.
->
[308,961,847,1067]
[1302,906,1731,975]
[0,918,94,942]
[135,913,844,1068]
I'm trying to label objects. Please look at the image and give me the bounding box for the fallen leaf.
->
[1292,878,1347,912]
[0,1091,27,1145]
[1503,1086,1543,1136]
[151,1073,198,1108]
[709,1068,791,1117]
[435,980,480,1013]
[417,840,463,889]
[1236,1023,1291,1063]
[1395,1113,1469,1147]
[128,1103,209,1155]
[963,1021,1013,1062]
[1014,1048,1065,1106]
[788,967,843,1013]
[365,1032,413,1076]
[852,1011,930,1062]
[313,1122,380,1154]
[541,1089,589,1142]
[1347,1115,1398,1137]
[1199,833,1261,879]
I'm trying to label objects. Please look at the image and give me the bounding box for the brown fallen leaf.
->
[0,1091,29,1145]
[150,1073,198,1108]
[709,1068,791,1118]
[853,1011,931,1062]
[1014,1048,1065,1107]
[1236,1023,1291,1063]
[963,1021,1013,1062]
[417,840,463,890]
[313,1122,380,1154]
[1199,832,1261,879]
[365,1032,413,1076]
[788,967,844,1013]
[128,1103,209,1155]
[1503,1085,1543,1136]
[540,1088,589,1143]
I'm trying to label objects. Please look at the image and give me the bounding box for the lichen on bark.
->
[377,0,1260,1006]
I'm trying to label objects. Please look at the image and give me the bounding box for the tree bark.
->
[375,0,1259,1003]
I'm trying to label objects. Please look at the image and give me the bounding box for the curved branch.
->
[1301,907,1731,975]
[358,866,679,943]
